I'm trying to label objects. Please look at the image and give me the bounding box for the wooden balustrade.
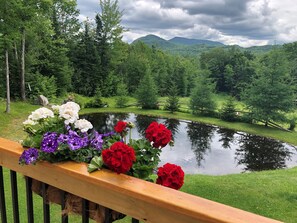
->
[0,137,283,223]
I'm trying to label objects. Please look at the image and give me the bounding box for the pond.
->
[82,113,297,175]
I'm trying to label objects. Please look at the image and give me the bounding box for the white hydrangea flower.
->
[23,119,37,126]
[59,102,80,125]
[74,119,93,133]
[28,107,54,121]
[51,105,60,112]
[60,102,80,113]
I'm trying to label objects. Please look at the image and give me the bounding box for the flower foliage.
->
[20,103,184,190]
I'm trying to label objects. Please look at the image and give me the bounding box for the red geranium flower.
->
[114,121,127,133]
[102,142,136,174]
[145,122,172,148]
[156,163,184,190]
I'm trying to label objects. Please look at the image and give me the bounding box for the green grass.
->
[1,97,297,222]
[181,167,297,223]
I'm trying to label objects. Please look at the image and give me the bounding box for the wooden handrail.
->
[0,137,283,223]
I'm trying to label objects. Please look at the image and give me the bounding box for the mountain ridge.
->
[132,34,278,56]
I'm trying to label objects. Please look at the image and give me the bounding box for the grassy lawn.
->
[0,98,297,222]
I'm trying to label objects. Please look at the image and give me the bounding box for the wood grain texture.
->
[0,137,283,223]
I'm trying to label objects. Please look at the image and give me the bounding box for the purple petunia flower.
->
[19,148,39,165]
[41,132,59,153]
[57,134,69,144]
[102,131,115,137]
[90,131,104,150]
[67,130,88,150]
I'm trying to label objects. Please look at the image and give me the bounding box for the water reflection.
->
[186,122,215,167]
[135,115,157,137]
[164,119,180,141]
[217,128,235,149]
[235,134,292,171]
[82,113,297,175]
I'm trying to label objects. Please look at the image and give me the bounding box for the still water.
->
[82,113,297,175]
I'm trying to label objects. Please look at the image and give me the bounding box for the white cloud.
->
[76,0,297,47]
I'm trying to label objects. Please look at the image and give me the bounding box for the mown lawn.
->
[0,98,297,222]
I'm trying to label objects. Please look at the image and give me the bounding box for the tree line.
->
[1,0,296,126]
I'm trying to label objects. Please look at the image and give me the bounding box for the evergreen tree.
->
[136,70,158,109]
[242,50,295,125]
[164,82,180,113]
[71,21,101,96]
[115,80,129,108]
[95,0,126,95]
[190,74,216,115]
[220,97,237,122]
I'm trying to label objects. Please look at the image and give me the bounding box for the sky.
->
[76,0,297,47]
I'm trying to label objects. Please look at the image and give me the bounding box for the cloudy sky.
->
[76,0,297,47]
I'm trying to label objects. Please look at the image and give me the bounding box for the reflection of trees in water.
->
[217,128,235,149]
[187,122,215,167]
[235,134,292,171]
[135,115,158,137]
[82,113,129,133]
[164,119,180,141]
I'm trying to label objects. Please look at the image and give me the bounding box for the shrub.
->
[28,73,57,101]
[288,119,296,131]
[85,88,107,108]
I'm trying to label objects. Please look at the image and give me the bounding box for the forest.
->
[1,0,297,127]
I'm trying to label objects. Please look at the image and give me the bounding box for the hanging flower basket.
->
[31,179,125,222]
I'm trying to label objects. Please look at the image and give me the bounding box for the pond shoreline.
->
[81,107,297,147]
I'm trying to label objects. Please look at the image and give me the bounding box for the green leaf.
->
[87,156,104,173]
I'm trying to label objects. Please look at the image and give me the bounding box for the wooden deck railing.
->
[0,137,283,223]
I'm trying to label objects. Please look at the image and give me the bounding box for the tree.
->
[164,82,180,113]
[115,80,129,108]
[136,70,158,109]
[95,0,126,94]
[190,73,216,115]
[242,50,295,126]
[0,0,21,112]
[71,21,101,96]
[220,97,237,122]
[51,0,80,41]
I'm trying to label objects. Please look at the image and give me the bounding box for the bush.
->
[288,119,296,131]
[28,73,57,101]
[239,113,254,124]
[85,88,107,108]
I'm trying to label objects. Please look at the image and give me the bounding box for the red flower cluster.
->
[102,142,136,174]
[156,163,184,190]
[114,121,127,133]
[145,122,172,148]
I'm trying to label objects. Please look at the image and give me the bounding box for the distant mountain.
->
[168,37,224,46]
[132,34,278,57]
[132,34,176,48]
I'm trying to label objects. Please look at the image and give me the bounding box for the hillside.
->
[132,34,278,57]
[169,36,224,46]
